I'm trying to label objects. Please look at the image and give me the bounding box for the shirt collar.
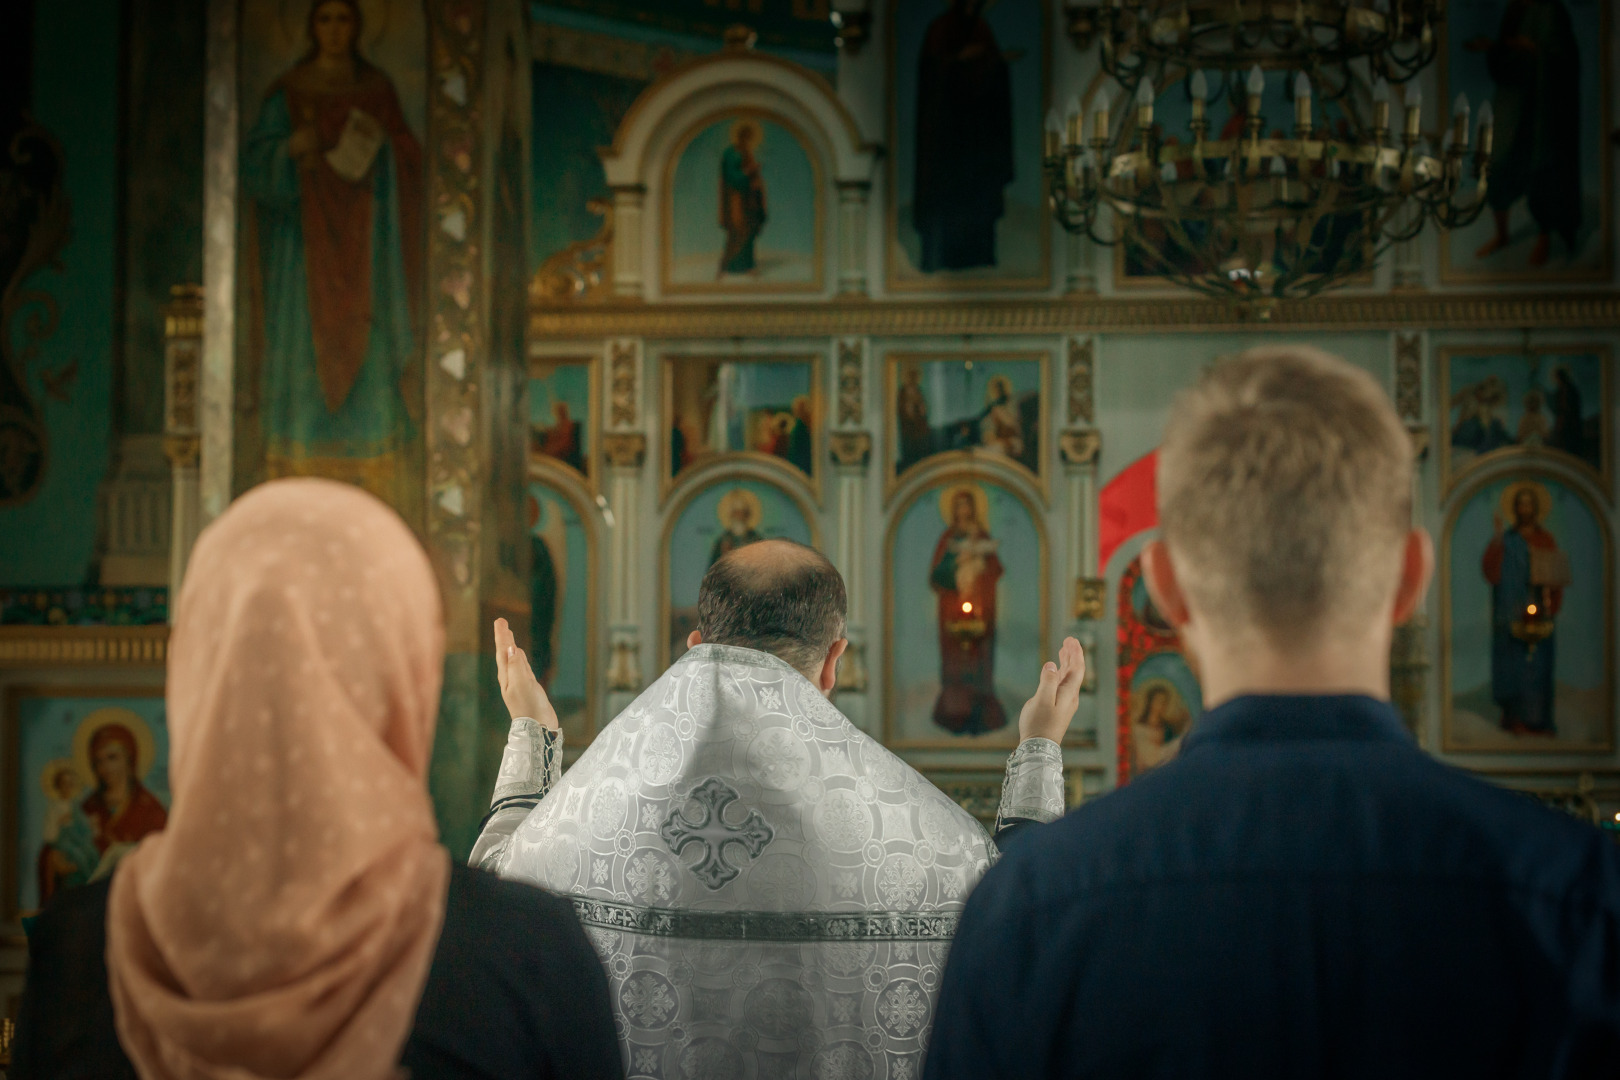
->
[675,642,806,679]
[1179,694,1412,754]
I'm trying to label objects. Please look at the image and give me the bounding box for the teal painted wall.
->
[0,0,121,585]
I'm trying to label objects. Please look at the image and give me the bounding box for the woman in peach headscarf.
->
[13,479,620,1080]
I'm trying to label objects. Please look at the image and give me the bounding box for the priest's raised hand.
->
[1017,635,1085,744]
[468,618,566,870]
[492,617,559,731]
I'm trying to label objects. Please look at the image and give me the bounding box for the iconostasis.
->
[510,0,1620,830]
[2,4,1618,990]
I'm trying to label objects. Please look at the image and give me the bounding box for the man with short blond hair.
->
[926,346,1620,1080]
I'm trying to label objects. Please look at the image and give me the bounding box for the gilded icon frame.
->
[528,351,601,496]
[883,350,1050,504]
[884,0,1053,293]
[882,466,1054,750]
[659,106,827,297]
[661,351,825,505]
[1437,344,1611,500]
[1436,0,1612,286]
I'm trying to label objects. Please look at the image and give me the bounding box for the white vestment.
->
[475,643,1063,1080]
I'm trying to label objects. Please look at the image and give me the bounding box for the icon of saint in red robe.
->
[929,485,1007,734]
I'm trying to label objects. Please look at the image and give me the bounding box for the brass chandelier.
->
[1046,1,1493,308]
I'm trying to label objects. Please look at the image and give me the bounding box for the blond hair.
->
[1157,345,1412,648]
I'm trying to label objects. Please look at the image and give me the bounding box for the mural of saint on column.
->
[241,0,424,511]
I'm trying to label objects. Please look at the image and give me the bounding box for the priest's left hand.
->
[1017,636,1084,744]
[493,618,559,731]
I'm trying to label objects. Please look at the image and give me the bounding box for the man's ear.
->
[1391,528,1434,627]
[686,630,703,649]
[1141,540,1192,629]
[819,638,849,695]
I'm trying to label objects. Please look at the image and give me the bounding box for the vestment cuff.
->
[490,717,563,807]
[995,737,1065,830]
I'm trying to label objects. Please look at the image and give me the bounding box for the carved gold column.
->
[163,288,204,596]
[604,338,647,704]
[611,185,646,300]
[1062,337,1102,693]
[830,432,872,701]
[829,339,870,719]
[837,181,870,297]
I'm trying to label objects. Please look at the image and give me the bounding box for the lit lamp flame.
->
[1527,605,1538,616]
[961,602,973,614]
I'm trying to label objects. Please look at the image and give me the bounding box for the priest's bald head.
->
[686,538,849,694]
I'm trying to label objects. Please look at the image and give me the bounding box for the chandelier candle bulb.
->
[1271,160,1289,203]
[1136,76,1155,128]
[1452,92,1470,149]
[1371,77,1391,139]
[1045,109,1064,157]
[1477,99,1494,160]
[1403,83,1422,141]
[1190,69,1208,124]
[1294,72,1312,132]
[1093,88,1111,145]
[1066,93,1084,148]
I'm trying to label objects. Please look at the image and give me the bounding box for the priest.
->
[472,539,1082,1078]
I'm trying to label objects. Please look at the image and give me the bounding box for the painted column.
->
[604,337,647,712]
[1391,203,1424,290]
[200,0,237,523]
[837,181,870,297]
[163,288,204,594]
[612,184,647,300]
[1065,230,1097,295]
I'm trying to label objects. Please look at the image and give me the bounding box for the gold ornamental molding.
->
[0,626,169,667]
[531,292,1620,339]
[1074,577,1107,622]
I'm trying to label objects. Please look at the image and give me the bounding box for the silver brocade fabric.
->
[492,644,998,1080]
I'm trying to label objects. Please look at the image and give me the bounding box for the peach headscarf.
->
[107,479,450,1080]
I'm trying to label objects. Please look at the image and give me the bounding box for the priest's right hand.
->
[1017,636,1084,744]
[493,618,559,731]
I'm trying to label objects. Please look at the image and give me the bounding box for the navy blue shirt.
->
[926,695,1620,1079]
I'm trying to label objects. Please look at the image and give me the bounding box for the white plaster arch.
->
[599,48,878,302]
